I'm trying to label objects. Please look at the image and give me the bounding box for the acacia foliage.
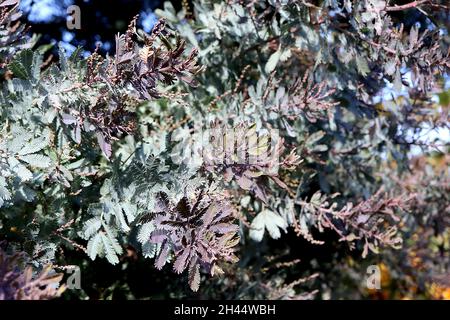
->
[0,242,65,300]
[0,0,449,299]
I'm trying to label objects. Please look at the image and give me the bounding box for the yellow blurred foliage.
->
[428,283,450,300]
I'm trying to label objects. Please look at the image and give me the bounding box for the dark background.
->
[19,0,190,57]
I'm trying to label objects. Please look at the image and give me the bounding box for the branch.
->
[385,0,430,12]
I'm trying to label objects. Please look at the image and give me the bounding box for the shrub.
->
[0,0,448,299]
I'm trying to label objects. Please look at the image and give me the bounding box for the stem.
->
[385,0,429,12]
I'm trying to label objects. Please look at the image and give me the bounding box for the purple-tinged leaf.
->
[61,113,77,125]
[243,169,264,178]
[155,241,170,270]
[149,230,168,243]
[179,75,198,87]
[0,0,19,7]
[196,243,212,263]
[236,175,253,191]
[270,176,289,191]
[144,190,239,291]
[96,132,112,159]
[74,124,81,144]
[173,247,191,274]
[188,259,200,292]
[357,214,370,225]
[202,204,216,226]
[253,184,268,204]
[210,223,238,234]
[118,51,135,64]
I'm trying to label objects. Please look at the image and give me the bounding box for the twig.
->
[385,0,430,12]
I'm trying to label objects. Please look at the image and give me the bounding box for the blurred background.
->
[18,0,182,57]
